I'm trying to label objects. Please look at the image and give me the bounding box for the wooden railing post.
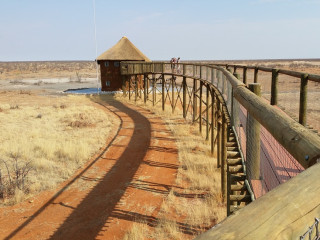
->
[221,113,228,202]
[152,74,155,106]
[247,83,261,180]
[299,74,308,126]
[193,79,198,123]
[144,74,147,103]
[135,75,138,102]
[243,66,247,85]
[172,74,175,113]
[183,65,187,119]
[199,81,203,133]
[254,67,258,83]
[233,66,237,75]
[162,74,165,111]
[206,84,209,141]
[211,89,215,155]
[271,69,279,105]
[217,100,222,168]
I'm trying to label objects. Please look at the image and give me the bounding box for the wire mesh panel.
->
[307,80,320,133]
[277,74,301,122]
[234,99,304,199]
[258,71,272,103]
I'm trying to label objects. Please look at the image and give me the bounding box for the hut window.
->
[104,61,109,67]
[106,81,111,87]
[114,61,120,67]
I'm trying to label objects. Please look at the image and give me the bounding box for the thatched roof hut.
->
[97,36,150,91]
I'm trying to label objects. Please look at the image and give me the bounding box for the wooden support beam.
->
[211,89,215,155]
[199,81,203,133]
[135,75,138,102]
[243,66,247,85]
[193,79,198,123]
[152,74,155,106]
[247,83,261,180]
[206,84,209,140]
[299,74,308,126]
[183,75,187,119]
[254,67,258,83]
[221,114,228,201]
[162,74,165,111]
[172,75,175,113]
[271,69,279,105]
[144,74,147,103]
[217,101,222,168]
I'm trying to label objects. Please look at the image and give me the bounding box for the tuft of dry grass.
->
[117,94,226,239]
[0,92,115,205]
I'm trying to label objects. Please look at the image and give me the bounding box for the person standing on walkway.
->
[177,57,181,74]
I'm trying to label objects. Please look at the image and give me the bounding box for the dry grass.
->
[0,91,114,205]
[116,94,226,239]
[0,61,96,80]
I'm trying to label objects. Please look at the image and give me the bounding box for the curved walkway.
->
[0,97,178,240]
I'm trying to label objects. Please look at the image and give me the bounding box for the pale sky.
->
[0,0,319,61]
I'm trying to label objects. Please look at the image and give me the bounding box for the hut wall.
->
[99,60,122,91]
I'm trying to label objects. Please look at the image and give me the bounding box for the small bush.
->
[0,155,33,200]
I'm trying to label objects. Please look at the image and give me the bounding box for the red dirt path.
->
[0,97,179,240]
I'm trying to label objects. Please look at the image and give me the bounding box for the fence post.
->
[144,74,147,103]
[199,81,203,133]
[243,66,247,85]
[211,88,215,155]
[206,84,209,140]
[221,113,228,202]
[152,74,155,106]
[254,67,259,83]
[247,83,261,180]
[193,79,198,123]
[217,100,222,168]
[162,74,165,111]
[172,74,175,113]
[299,74,308,126]
[271,69,279,105]
[135,75,138,102]
[183,65,187,118]
[233,66,237,75]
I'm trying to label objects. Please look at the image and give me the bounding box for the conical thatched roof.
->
[97,36,151,62]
